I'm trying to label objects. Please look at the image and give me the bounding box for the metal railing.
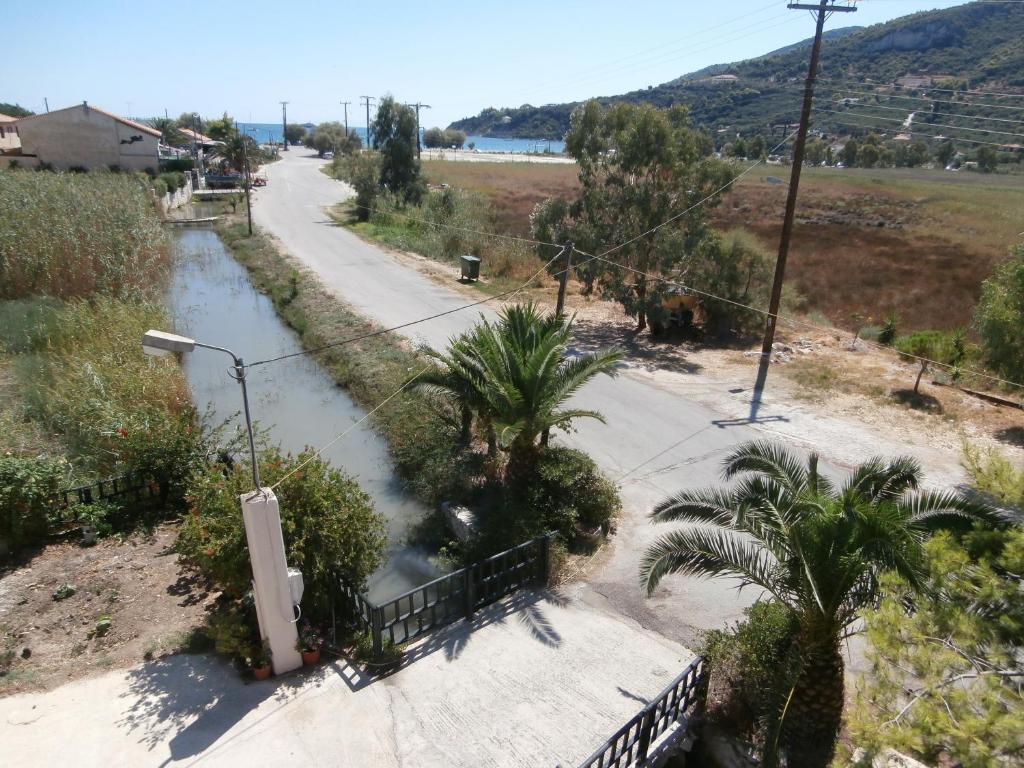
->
[578,657,708,768]
[52,474,164,523]
[332,532,552,656]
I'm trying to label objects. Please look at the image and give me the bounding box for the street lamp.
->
[142,330,260,488]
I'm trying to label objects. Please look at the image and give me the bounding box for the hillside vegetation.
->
[450,2,1024,139]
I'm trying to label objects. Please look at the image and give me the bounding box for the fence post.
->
[636,705,656,765]
[372,605,384,657]
[463,565,475,621]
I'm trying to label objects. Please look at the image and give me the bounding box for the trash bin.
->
[460,254,481,282]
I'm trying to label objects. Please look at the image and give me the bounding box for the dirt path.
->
[0,525,213,695]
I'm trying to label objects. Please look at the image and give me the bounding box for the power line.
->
[816,107,1024,139]
[816,80,1024,113]
[822,113,1023,148]
[832,99,1024,126]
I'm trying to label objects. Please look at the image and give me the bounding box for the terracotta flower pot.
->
[301,649,321,666]
[252,664,271,681]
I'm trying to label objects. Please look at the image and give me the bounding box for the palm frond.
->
[722,441,809,494]
[651,487,741,525]
[904,490,998,528]
[640,526,784,600]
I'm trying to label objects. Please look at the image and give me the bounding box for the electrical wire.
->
[815,81,1024,113]
[816,108,1024,139]
[831,99,1024,126]
[820,113,1023,147]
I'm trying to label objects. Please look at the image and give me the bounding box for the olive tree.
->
[975,245,1024,381]
[371,95,422,202]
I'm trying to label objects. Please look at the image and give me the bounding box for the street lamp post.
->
[142,330,260,487]
[141,329,301,675]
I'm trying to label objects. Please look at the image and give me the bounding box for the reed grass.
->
[0,169,170,300]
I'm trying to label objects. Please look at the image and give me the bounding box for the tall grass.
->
[0,169,170,300]
[339,187,542,288]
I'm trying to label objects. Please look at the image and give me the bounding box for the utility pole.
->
[406,102,431,158]
[360,96,376,148]
[236,121,253,236]
[753,0,856,403]
[340,101,351,135]
[280,101,289,151]
[555,242,574,317]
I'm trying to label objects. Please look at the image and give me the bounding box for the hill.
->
[449,2,1024,141]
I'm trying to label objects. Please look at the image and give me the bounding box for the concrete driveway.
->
[250,152,965,648]
[0,589,694,767]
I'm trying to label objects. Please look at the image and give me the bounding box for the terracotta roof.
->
[14,103,162,138]
[0,113,17,123]
[179,126,217,144]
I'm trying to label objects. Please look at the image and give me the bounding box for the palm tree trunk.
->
[505,436,539,489]
[781,638,845,768]
[460,405,473,446]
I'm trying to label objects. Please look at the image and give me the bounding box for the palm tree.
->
[416,330,495,452]
[641,441,996,768]
[418,303,621,482]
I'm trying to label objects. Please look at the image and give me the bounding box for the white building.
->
[14,102,161,172]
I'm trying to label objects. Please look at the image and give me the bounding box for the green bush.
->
[0,455,67,554]
[177,445,387,619]
[158,171,186,195]
[74,500,124,538]
[521,447,620,539]
[975,245,1024,384]
[160,157,194,173]
[877,312,900,346]
[333,152,380,221]
[701,601,801,762]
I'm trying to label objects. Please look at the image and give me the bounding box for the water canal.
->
[166,223,441,603]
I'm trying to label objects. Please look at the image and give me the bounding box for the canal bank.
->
[167,219,449,601]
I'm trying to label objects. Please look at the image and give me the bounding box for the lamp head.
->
[142,329,196,357]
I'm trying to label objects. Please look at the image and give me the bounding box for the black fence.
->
[578,657,708,768]
[51,474,165,525]
[332,532,552,656]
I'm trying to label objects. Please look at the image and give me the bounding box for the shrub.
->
[177,445,387,620]
[0,455,67,554]
[701,601,801,762]
[895,330,955,393]
[74,500,124,538]
[158,171,186,195]
[160,157,194,173]
[877,312,900,345]
[0,169,169,300]
[975,245,1024,383]
[521,447,620,539]
[333,152,380,221]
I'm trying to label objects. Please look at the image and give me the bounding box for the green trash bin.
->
[460,254,481,282]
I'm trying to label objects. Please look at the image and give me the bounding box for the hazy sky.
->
[6,0,975,128]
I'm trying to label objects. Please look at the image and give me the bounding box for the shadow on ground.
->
[117,653,327,765]
[333,589,570,694]
[569,319,703,376]
[995,425,1024,448]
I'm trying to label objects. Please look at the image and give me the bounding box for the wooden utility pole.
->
[406,102,431,158]
[280,101,289,151]
[360,96,376,148]
[236,121,253,235]
[340,101,351,135]
[754,1,856,399]
[555,242,574,317]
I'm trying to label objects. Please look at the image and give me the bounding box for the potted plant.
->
[248,640,272,680]
[297,620,322,666]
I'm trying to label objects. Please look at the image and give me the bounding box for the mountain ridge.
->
[448,2,1024,141]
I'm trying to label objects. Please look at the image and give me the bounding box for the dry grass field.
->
[423,159,1024,334]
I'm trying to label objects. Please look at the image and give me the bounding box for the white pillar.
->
[240,488,301,675]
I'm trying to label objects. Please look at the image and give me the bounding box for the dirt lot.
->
[0,524,213,695]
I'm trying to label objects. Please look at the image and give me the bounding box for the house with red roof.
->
[0,113,20,152]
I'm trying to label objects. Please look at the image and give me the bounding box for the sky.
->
[4,0,978,129]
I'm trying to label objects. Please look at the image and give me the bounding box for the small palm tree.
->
[419,303,621,482]
[641,441,995,768]
[417,330,494,451]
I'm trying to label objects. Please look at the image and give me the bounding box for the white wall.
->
[17,104,159,172]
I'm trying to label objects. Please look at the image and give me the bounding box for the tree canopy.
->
[371,96,422,201]
[975,245,1024,382]
[284,123,307,145]
[532,100,733,332]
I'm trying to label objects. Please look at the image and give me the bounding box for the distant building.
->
[0,113,20,152]
[14,102,162,171]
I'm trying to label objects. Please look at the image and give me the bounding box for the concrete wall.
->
[17,104,159,172]
[156,174,194,213]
